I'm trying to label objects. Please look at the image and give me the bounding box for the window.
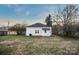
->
[42,28,50,30]
[35,30,39,34]
[42,28,50,33]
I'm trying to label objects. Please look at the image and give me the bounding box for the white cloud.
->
[25,11,30,15]
[6,4,17,8]
[14,5,31,16]
[15,7,24,12]
[6,4,28,15]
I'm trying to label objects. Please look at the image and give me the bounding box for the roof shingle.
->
[28,23,50,27]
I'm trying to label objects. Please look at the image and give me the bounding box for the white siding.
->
[26,27,52,36]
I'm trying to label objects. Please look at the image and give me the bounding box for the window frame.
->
[35,30,39,34]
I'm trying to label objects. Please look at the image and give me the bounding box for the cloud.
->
[14,5,26,15]
[0,18,26,26]
[6,4,29,15]
[25,11,30,15]
[6,4,17,8]
[5,4,23,11]
[0,17,45,26]
[15,7,24,12]
[14,5,31,16]
[16,11,30,16]
[39,11,49,16]
[2,4,56,25]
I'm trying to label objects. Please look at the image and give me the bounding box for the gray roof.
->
[28,23,50,27]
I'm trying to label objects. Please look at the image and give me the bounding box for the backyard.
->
[0,35,79,55]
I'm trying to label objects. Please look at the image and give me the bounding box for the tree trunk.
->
[63,24,72,36]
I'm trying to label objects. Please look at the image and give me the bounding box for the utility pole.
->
[8,20,10,35]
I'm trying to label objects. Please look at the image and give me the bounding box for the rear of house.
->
[26,23,52,36]
[0,26,8,35]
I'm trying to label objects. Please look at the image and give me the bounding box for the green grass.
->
[0,35,33,41]
[0,35,79,55]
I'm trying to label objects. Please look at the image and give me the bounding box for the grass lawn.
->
[0,35,79,55]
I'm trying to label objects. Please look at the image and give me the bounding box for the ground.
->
[0,35,79,55]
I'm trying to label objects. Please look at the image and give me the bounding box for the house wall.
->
[0,31,8,35]
[0,26,8,35]
[26,27,52,36]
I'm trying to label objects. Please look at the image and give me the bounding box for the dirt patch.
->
[0,41,21,45]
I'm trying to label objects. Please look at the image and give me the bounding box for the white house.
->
[26,23,52,36]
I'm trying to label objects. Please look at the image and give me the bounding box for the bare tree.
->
[52,5,79,36]
[9,24,27,35]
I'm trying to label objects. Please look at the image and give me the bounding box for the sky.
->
[0,4,67,26]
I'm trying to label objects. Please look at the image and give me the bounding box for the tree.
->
[52,5,79,36]
[9,24,27,35]
[45,14,52,27]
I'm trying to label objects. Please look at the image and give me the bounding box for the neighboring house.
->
[0,26,8,35]
[8,31,17,35]
[26,23,52,36]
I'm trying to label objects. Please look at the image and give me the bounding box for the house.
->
[26,23,52,36]
[0,26,8,35]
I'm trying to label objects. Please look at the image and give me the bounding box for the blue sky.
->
[0,4,67,25]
